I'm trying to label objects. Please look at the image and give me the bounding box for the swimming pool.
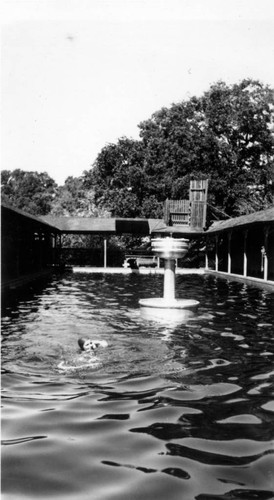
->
[1,273,274,499]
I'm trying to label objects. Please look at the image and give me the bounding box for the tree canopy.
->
[82,138,156,217]
[88,78,274,217]
[1,79,274,220]
[1,169,57,215]
[50,175,109,217]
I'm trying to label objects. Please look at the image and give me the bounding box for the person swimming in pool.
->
[58,337,108,372]
[78,338,108,352]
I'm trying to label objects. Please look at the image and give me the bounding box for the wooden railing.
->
[164,199,190,226]
[164,179,208,229]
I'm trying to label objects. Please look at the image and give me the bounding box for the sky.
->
[1,0,274,185]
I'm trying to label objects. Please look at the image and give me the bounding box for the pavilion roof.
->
[1,201,60,232]
[3,202,274,238]
[41,215,205,236]
[42,215,117,234]
[206,206,274,234]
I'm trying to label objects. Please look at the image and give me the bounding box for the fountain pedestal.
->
[163,259,176,300]
[139,237,199,320]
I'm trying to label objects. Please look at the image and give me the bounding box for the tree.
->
[49,175,111,251]
[83,137,146,216]
[50,175,109,217]
[138,97,208,201]
[137,80,274,216]
[4,80,272,221]
[200,79,274,214]
[1,169,57,215]
[87,79,273,219]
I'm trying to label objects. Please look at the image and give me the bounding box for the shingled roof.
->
[207,206,274,234]
[41,215,205,236]
[3,202,274,237]
[41,216,167,235]
[1,201,60,232]
[41,215,116,233]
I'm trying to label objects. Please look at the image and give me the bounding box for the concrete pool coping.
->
[72,266,205,275]
[206,270,274,292]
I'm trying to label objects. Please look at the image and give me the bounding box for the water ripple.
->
[2,435,47,446]
[1,273,274,499]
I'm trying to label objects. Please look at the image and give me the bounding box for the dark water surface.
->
[1,273,274,500]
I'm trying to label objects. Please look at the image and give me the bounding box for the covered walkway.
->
[41,215,204,236]
[2,201,274,291]
[41,215,204,269]
[1,202,60,291]
[205,206,274,289]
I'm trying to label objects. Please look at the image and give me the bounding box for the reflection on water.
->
[1,273,274,500]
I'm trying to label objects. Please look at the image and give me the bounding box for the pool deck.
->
[72,266,205,275]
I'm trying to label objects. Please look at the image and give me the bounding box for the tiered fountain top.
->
[151,237,189,260]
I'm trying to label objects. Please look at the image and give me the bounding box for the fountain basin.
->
[139,298,199,309]
[139,298,199,322]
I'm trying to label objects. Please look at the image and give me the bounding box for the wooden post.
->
[39,232,43,270]
[205,238,209,270]
[58,233,62,249]
[54,233,57,265]
[57,233,62,267]
[264,226,269,281]
[16,224,21,276]
[243,230,248,277]
[215,236,219,272]
[16,242,20,277]
[164,199,170,225]
[227,232,232,274]
[104,238,107,268]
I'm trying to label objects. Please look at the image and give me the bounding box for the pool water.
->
[1,273,274,500]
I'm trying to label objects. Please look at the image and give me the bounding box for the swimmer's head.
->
[78,338,95,352]
[78,338,108,351]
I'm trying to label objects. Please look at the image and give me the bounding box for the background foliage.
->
[2,79,274,221]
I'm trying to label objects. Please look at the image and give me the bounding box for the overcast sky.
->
[1,0,274,185]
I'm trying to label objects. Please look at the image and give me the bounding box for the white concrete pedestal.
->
[139,237,199,321]
[163,259,176,300]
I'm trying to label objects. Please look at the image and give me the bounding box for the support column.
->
[227,232,232,274]
[163,259,176,301]
[204,238,209,270]
[57,233,62,267]
[104,238,107,269]
[264,226,269,281]
[39,232,43,270]
[215,236,219,272]
[243,230,248,277]
[57,233,62,249]
[52,233,57,266]
[16,229,20,277]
